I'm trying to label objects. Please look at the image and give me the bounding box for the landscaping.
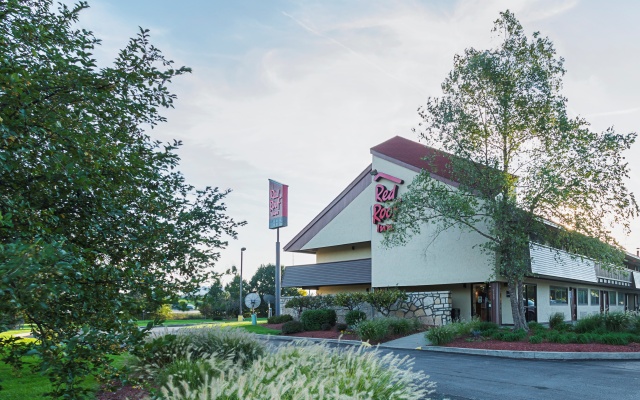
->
[426,311,640,352]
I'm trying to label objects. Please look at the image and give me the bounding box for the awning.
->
[282,258,371,288]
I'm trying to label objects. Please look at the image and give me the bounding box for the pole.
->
[275,228,281,316]
[239,247,246,318]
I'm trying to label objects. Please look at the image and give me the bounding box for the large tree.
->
[0,0,242,396]
[385,11,638,331]
[248,264,299,315]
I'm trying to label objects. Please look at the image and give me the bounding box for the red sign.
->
[372,173,402,233]
[269,179,288,229]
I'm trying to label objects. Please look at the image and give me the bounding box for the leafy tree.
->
[224,268,250,315]
[248,264,299,315]
[386,11,637,330]
[200,278,232,318]
[334,292,367,312]
[0,1,242,396]
[366,289,407,317]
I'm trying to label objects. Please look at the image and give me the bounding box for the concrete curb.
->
[256,334,363,346]
[415,346,640,360]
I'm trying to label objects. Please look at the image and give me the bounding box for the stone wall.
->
[280,290,452,326]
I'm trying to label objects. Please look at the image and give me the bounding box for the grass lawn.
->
[0,354,126,400]
[0,328,32,339]
[135,318,215,327]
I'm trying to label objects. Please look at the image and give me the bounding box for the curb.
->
[415,346,640,360]
[256,334,363,346]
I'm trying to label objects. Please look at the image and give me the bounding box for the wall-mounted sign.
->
[269,179,288,229]
[372,172,403,233]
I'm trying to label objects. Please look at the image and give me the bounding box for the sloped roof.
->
[282,258,372,288]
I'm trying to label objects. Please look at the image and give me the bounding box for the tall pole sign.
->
[269,179,288,316]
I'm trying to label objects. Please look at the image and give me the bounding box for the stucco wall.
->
[371,157,494,287]
[302,184,373,250]
[315,243,371,263]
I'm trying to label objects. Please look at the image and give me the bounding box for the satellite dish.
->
[245,293,261,310]
[263,294,275,305]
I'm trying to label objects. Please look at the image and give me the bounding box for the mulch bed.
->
[444,336,640,352]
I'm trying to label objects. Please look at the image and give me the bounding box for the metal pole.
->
[239,247,246,317]
[275,228,281,316]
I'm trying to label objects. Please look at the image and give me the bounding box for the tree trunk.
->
[508,278,528,331]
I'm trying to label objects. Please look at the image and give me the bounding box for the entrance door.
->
[523,284,537,323]
[472,284,491,322]
[569,287,577,321]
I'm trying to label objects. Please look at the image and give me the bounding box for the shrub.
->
[355,318,391,343]
[281,320,304,334]
[366,289,408,316]
[527,321,546,333]
[300,309,336,331]
[603,312,632,332]
[596,333,629,346]
[334,292,367,311]
[183,327,265,367]
[267,314,293,324]
[425,325,456,346]
[387,317,415,335]
[529,335,543,344]
[491,329,526,342]
[152,304,173,321]
[159,342,436,400]
[575,314,604,333]
[156,358,228,399]
[336,323,348,331]
[345,310,367,326]
[473,321,499,334]
[548,312,566,330]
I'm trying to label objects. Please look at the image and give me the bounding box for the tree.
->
[248,264,299,315]
[385,11,638,331]
[0,1,243,396]
[224,267,250,315]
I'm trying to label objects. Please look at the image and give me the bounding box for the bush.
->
[152,304,173,321]
[596,333,629,346]
[300,309,337,331]
[334,292,367,311]
[281,320,304,334]
[159,342,436,399]
[345,310,367,326]
[425,325,456,346]
[491,329,526,342]
[366,289,408,316]
[472,321,499,334]
[527,321,546,333]
[575,314,604,333]
[529,335,543,344]
[336,323,348,331]
[548,312,566,330]
[156,358,227,399]
[603,312,632,332]
[388,317,415,335]
[267,314,293,324]
[355,318,392,343]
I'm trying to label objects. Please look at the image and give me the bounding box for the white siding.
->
[529,243,597,282]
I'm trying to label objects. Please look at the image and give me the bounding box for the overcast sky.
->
[82,0,640,281]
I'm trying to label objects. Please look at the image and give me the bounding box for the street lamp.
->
[239,247,246,318]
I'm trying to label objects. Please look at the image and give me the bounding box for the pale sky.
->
[82,0,640,281]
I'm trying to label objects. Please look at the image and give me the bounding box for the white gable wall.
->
[301,183,373,251]
[371,157,494,287]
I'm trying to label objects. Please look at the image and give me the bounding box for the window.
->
[577,288,588,306]
[609,291,617,306]
[550,286,568,305]
[618,293,625,306]
[590,289,599,305]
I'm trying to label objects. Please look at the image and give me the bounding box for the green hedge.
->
[300,309,336,331]
[281,320,304,334]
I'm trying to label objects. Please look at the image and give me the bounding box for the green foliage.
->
[384,9,638,332]
[491,329,527,342]
[159,342,436,399]
[284,295,334,317]
[575,314,605,333]
[247,264,299,316]
[425,325,456,346]
[300,309,337,331]
[548,312,566,330]
[366,289,408,316]
[0,1,243,396]
[336,323,348,331]
[267,314,293,324]
[354,319,392,343]
[153,305,173,321]
[603,312,632,332]
[155,358,227,399]
[529,335,543,344]
[345,310,367,326]
[280,320,304,334]
[527,321,546,334]
[334,292,367,311]
[595,333,629,346]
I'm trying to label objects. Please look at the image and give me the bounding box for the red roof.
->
[370,136,455,182]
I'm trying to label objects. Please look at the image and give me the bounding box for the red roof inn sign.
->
[372,172,403,233]
[269,179,288,229]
